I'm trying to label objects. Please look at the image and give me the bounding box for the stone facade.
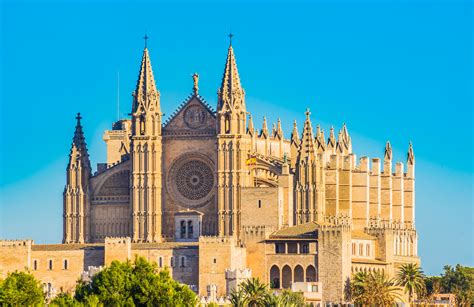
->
[0,40,420,304]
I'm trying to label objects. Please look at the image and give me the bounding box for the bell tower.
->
[130,43,163,242]
[63,113,91,243]
[216,35,251,239]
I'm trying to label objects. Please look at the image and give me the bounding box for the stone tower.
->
[216,39,251,239]
[63,113,91,243]
[130,47,163,242]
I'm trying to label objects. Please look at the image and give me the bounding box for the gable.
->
[163,95,216,137]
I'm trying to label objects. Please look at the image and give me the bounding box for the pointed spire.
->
[218,41,244,111]
[315,125,326,151]
[69,113,90,170]
[327,126,336,149]
[247,114,254,135]
[299,108,316,158]
[275,118,283,139]
[133,47,159,112]
[407,141,415,165]
[271,123,277,137]
[291,120,300,144]
[384,141,392,160]
[260,116,269,138]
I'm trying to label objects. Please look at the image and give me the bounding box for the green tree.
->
[239,277,270,307]
[277,289,305,306]
[0,270,45,306]
[229,288,246,307]
[351,270,402,305]
[396,263,426,303]
[75,256,197,306]
[440,264,474,305]
[49,292,81,306]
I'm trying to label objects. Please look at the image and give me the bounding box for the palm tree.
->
[239,277,270,307]
[351,270,402,305]
[396,263,426,303]
[229,288,246,307]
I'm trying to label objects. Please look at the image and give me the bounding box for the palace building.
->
[0,39,420,304]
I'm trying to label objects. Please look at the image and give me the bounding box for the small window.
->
[213,258,217,264]
[359,244,364,256]
[63,259,68,270]
[352,243,356,255]
[258,200,262,208]
[170,257,174,267]
[301,244,309,254]
[158,257,163,268]
[366,244,371,257]
[180,256,186,268]
[33,260,38,270]
[48,259,53,270]
[187,221,193,238]
[180,221,186,239]
[312,285,318,292]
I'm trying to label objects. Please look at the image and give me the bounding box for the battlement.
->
[104,237,131,245]
[199,236,235,245]
[241,225,276,238]
[0,239,33,248]
[366,218,416,232]
[225,268,252,279]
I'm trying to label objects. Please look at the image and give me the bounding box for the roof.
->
[351,230,376,240]
[269,222,319,239]
[32,244,104,251]
[351,258,388,265]
[132,242,199,250]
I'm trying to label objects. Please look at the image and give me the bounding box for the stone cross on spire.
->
[143,32,149,48]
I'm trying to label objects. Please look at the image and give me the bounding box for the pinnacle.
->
[384,141,392,160]
[218,44,244,109]
[134,48,158,111]
[407,141,415,164]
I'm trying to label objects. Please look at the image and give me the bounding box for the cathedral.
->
[0,39,420,304]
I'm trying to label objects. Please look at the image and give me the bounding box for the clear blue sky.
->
[0,0,472,275]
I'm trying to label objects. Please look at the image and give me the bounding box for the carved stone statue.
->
[192,73,199,94]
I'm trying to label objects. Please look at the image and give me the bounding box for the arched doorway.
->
[306,265,317,282]
[282,265,292,289]
[269,265,280,289]
[294,265,304,282]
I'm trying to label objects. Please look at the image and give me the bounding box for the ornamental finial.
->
[192,73,199,95]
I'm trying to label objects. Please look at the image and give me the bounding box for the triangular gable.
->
[163,94,216,133]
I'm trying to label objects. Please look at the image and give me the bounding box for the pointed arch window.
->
[225,115,230,134]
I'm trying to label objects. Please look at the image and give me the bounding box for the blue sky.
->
[0,0,472,275]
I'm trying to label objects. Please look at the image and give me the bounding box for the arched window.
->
[270,265,280,289]
[306,265,317,282]
[352,243,356,255]
[225,115,230,133]
[180,221,186,238]
[282,265,292,289]
[359,243,364,256]
[187,221,193,238]
[140,115,145,135]
[180,256,186,268]
[366,244,371,257]
[294,265,304,282]
[301,243,309,254]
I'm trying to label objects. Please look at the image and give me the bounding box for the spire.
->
[407,141,415,165]
[299,109,316,159]
[260,116,269,138]
[327,126,336,150]
[315,125,326,151]
[384,141,392,160]
[218,41,244,111]
[247,114,254,135]
[69,113,90,170]
[291,120,300,145]
[72,113,88,154]
[133,47,159,113]
[275,118,283,139]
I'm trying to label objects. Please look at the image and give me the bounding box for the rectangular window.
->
[301,244,309,254]
[63,259,68,270]
[312,285,318,292]
[352,243,356,255]
[180,256,186,268]
[213,258,217,264]
[366,244,371,257]
[359,244,364,256]
[158,257,163,268]
[170,257,174,267]
[258,200,262,208]
[48,259,53,270]
[33,260,38,270]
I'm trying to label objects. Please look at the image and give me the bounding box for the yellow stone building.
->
[0,40,420,304]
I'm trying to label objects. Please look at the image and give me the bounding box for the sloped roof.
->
[270,222,319,239]
[351,230,376,240]
[163,93,215,128]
